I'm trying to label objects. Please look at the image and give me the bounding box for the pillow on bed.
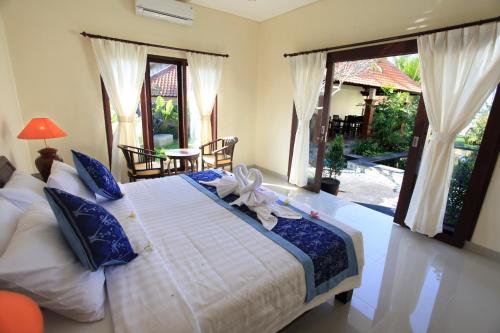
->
[0,187,46,210]
[44,187,137,271]
[72,150,123,200]
[0,201,106,322]
[4,170,45,197]
[0,199,22,256]
[47,160,96,202]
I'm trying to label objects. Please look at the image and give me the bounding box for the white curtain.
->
[405,22,500,236]
[91,39,147,182]
[288,52,326,187]
[186,52,223,145]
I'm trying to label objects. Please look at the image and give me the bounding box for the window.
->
[101,55,217,166]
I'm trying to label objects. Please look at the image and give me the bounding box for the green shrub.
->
[443,153,476,227]
[152,96,179,138]
[371,88,418,153]
[352,139,384,157]
[464,108,488,146]
[324,135,345,179]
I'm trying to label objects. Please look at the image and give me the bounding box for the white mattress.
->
[45,175,364,333]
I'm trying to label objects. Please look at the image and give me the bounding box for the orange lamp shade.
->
[17,118,67,140]
[0,291,43,333]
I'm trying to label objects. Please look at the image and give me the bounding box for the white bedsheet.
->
[99,175,364,333]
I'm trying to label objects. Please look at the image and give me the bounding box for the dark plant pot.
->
[321,178,340,196]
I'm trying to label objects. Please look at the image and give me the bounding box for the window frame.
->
[101,54,218,164]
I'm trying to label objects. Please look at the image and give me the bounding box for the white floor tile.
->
[260,172,500,333]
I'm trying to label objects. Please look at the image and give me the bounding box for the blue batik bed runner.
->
[181,170,358,303]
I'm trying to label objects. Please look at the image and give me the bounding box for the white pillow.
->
[4,170,45,197]
[0,201,106,322]
[0,198,22,256]
[0,187,46,210]
[47,161,95,202]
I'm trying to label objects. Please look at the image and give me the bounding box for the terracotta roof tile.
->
[340,58,421,93]
[150,65,178,97]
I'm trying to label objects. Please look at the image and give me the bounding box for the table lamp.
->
[17,118,67,181]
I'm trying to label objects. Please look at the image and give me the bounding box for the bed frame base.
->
[335,290,353,304]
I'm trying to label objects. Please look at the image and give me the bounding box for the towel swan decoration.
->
[200,164,302,230]
[199,165,249,198]
[231,165,302,230]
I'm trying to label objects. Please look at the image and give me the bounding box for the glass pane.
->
[306,68,327,186]
[186,67,201,149]
[443,89,496,232]
[110,104,143,148]
[323,55,421,213]
[149,62,179,153]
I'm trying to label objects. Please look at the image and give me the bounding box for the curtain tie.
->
[432,132,454,145]
[201,114,211,121]
[118,115,135,123]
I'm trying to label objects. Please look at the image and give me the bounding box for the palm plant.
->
[394,55,420,83]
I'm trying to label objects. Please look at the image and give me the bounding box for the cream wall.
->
[254,0,500,252]
[0,9,31,171]
[329,85,365,118]
[0,0,259,168]
[1,0,499,252]
[255,0,500,175]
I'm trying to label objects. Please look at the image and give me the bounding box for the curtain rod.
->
[81,32,229,58]
[283,16,500,58]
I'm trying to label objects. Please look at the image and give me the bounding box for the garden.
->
[151,96,179,154]
[351,87,418,161]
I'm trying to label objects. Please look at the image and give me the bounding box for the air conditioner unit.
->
[136,0,194,26]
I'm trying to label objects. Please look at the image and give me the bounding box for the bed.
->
[0,156,364,333]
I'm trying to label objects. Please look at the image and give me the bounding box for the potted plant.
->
[321,135,345,196]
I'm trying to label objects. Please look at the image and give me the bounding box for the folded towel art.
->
[200,165,301,230]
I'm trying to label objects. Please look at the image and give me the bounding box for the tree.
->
[394,55,420,83]
[464,103,490,146]
[371,88,418,152]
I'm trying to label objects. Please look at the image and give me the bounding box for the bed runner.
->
[181,170,358,302]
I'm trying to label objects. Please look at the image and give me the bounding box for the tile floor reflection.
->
[261,173,500,333]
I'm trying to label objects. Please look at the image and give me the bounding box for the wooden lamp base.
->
[35,147,63,181]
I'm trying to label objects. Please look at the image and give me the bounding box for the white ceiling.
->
[184,0,319,22]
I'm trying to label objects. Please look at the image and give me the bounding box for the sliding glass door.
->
[101,55,215,172]
[143,56,213,153]
[144,55,187,152]
[293,41,500,248]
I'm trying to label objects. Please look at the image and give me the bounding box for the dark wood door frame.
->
[461,85,500,242]
[288,40,420,190]
[146,55,188,149]
[394,98,429,225]
[308,62,334,192]
[438,85,500,247]
[288,62,334,192]
[101,54,219,166]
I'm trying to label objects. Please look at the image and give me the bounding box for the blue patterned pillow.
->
[72,150,123,200]
[43,187,137,271]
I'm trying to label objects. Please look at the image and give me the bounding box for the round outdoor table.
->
[165,148,200,175]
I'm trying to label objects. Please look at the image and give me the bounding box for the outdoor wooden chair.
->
[118,145,169,182]
[200,136,239,171]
